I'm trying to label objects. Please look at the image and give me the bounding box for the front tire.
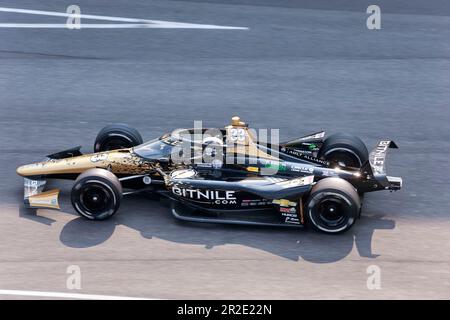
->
[94,123,143,152]
[306,178,361,234]
[71,169,122,220]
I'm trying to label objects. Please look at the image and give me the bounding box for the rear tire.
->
[71,169,122,220]
[306,177,361,234]
[94,123,143,152]
[318,133,368,168]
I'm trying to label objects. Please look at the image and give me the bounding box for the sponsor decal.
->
[170,169,197,179]
[277,178,305,187]
[29,197,57,206]
[300,154,329,166]
[283,147,313,157]
[280,211,301,224]
[265,177,285,183]
[280,212,297,218]
[304,132,325,140]
[282,148,329,166]
[276,175,314,188]
[294,131,325,142]
[275,199,301,224]
[290,164,314,174]
[196,163,213,168]
[143,176,152,185]
[370,140,391,173]
[320,169,337,177]
[273,199,297,207]
[25,178,41,189]
[24,178,46,198]
[264,162,287,172]
[284,216,300,224]
[279,207,296,214]
[228,128,246,142]
[241,199,270,206]
[172,186,237,205]
[90,153,108,163]
[197,161,223,169]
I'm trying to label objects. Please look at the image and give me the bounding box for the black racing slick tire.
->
[306,178,361,234]
[318,133,368,168]
[94,123,143,152]
[71,169,123,220]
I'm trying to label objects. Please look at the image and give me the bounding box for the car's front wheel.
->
[94,123,143,152]
[305,177,361,234]
[71,169,122,220]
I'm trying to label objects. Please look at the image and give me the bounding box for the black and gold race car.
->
[16,116,402,234]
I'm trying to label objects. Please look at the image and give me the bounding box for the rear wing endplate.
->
[362,140,402,190]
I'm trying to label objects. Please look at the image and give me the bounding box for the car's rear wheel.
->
[94,123,143,152]
[305,177,361,234]
[318,133,368,168]
[71,169,122,220]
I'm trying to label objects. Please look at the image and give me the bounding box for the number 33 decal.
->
[229,128,246,142]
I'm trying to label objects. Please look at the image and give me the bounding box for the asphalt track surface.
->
[1,0,450,299]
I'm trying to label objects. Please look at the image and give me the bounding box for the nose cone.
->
[16,165,28,177]
[16,164,37,177]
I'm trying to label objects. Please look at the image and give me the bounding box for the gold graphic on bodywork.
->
[108,151,156,174]
[16,149,157,177]
[225,118,278,161]
[26,189,60,209]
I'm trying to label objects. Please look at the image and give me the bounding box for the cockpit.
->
[133,134,178,160]
[132,116,279,163]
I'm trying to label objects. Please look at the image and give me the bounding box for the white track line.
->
[0,7,248,30]
[0,23,243,29]
[0,289,154,300]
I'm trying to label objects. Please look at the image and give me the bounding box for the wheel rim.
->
[78,182,115,218]
[102,137,132,151]
[317,199,346,226]
[325,150,361,168]
[308,193,354,232]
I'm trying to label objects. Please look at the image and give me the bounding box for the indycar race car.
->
[16,116,402,234]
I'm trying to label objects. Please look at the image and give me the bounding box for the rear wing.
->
[362,140,402,190]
